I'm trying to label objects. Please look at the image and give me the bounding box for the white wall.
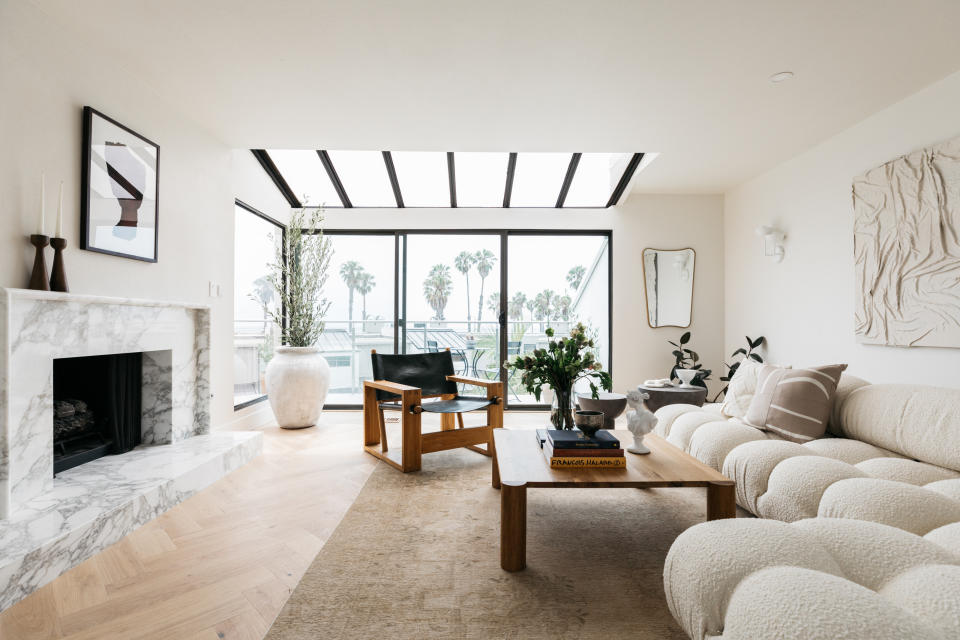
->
[0,2,279,427]
[321,194,726,396]
[724,70,960,388]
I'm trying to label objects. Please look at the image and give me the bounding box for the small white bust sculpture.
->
[626,390,658,454]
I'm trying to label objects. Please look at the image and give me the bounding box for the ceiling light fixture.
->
[769,71,795,84]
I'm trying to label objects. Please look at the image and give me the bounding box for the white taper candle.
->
[56,181,64,238]
[39,172,45,235]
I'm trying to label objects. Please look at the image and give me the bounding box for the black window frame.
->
[233,199,286,411]
[314,228,613,412]
[253,149,643,210]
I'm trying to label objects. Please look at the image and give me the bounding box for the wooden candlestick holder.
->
[29,234,50,291]
[50,237,69,293]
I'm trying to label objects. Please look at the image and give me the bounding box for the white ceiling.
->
[34,0,960,193]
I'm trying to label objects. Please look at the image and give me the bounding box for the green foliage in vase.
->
[668,331,712,389]
[256,208,333,348]
[712,336,765,401]
[507,323,613,406]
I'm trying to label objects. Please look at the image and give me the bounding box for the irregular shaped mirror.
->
[643,248,695,328]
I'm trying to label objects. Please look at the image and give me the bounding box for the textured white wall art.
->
[852,135,960,348]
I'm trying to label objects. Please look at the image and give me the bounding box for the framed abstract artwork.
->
[80,106,159,262]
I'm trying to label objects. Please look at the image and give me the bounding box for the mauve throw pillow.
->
[744,364,848,443]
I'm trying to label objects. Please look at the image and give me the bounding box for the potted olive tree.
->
[258,208,333,429]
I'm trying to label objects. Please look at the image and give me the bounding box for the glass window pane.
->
[391,151,450,207]
[506,234,610,405]
[323,234,397,404]
[402,234,501,394]
[233,205,282,406]
[454,152,508,207]
[266,149,342,207]
[510,152,572,207]
[325,150,396,207]
[563,153,632,207]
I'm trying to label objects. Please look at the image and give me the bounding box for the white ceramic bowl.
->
[675,368,699,388]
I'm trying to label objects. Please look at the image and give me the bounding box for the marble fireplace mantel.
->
[0,288,211,517]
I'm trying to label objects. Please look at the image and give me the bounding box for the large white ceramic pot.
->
[264,346,330,429]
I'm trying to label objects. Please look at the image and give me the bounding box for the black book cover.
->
[546,429,620,449]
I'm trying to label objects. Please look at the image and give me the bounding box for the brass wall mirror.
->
[642,248,695,328]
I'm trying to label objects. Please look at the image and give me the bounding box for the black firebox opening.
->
[53,352,142,475]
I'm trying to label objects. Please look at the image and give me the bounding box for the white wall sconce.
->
[755,225,785,263]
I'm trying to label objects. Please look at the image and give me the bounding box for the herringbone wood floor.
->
[0,411,549,639]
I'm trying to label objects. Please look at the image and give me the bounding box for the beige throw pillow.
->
[744,364,848,443]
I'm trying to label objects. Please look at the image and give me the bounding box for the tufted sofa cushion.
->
[664,518,960,640]
[838,384,960,472]
[721,441,960,524]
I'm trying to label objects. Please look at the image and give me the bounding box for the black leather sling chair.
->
[363,349,503,472]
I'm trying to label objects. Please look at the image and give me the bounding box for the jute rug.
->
[266,446,703,639]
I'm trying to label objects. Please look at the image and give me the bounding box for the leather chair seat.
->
[380,396,493,414]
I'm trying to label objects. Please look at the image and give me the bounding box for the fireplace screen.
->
[52,352,143,474]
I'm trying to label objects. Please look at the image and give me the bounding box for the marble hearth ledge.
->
[0,430,262,611]
[0,287,211,516]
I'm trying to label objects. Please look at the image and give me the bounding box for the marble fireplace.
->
[0,289,262,610]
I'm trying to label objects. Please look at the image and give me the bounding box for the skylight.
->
[509,152,572,207]
[453,152,510,208]
[252,149,645,209]
[391,151,449,207]
[265,150,343,207]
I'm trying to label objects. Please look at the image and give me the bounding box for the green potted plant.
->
[258,208,333,429]
[507,323,612,429]
[667,331,712,389]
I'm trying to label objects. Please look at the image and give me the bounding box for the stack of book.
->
[535,429,626,468]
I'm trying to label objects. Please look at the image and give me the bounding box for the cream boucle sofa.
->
[658,379,960,639]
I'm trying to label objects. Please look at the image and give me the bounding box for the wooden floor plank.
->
[0,411,554,639]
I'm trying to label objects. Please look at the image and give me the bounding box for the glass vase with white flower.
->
[507,323,612,429]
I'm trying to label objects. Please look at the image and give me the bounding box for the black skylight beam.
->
[503,153,517,207]
[251,149,301,208]
[317,150,352,207]
[555,153,582,208]
[382,151,404,207]
[447,152,457,207]
[605,152,645,208]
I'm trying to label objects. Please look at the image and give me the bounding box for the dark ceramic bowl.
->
[577,392,628,427]
[574,410,605,438]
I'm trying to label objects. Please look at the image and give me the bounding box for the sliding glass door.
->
[316,229,611,410]
[401,233,502,390]
[506,233,610,405]
[320,233,397,405]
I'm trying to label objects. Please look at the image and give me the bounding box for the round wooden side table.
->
[638,385,708,413]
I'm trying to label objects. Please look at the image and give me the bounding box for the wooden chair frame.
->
[362,371,503,473]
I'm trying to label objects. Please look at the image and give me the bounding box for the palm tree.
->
[525,298,536,324]
[356,272,375,322]
[474,249,496,328]
[509,292,527,323]
[423,264,453,321]
[566,265,586,292]
[486,291,500,317]
[454,251,477,331]
[339,261,365,333]
[555,294,572,321]
[534,289,555,330]
[252,276,274,320]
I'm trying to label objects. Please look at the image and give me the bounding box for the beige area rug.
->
[266,447,705,639]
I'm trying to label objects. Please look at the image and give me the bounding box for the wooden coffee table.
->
[491,429,735,571]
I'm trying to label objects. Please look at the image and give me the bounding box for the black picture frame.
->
[80,106,160,262]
